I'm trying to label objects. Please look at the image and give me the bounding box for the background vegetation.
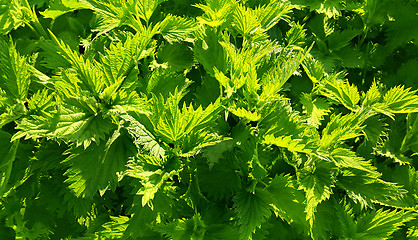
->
[1,0,418,239]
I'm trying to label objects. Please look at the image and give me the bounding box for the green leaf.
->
[337,168,409,209]
[375,115,414,165]
[333,199,357,238]
[382,85,418,114]
[357,115,386,156]
[204,224,238,240]
[407,225,418,239]
[145,67,191,99]
[193,28,227,76]
[300,94,332,128]
[355,209,416,240]
[0,0,37,34]
[52,96,115,147]
[121,114,165,158]
[0,134,18,197]
[229,107,260,122]
[255,0,293,31]
[107,89,147,114]
[38,39,71,70]
[330,148,377,174]
[306,0,344,18]
[248,144,268,181]
[157,42,194,71]
[218,41,281,99]
[147,91,221,145]
[263,134,310,154]
[310,200,334,240]
[259,100,314,153]
[194,75,220,107]
[326,29,361,51]
[385,3,418,50]
[302,54,325,83]
[80,0,126,34]
[100,34,140,86]
[160,14,196,43]
[9,89,55,139]
[124,187,177,238]
[297,159,337,227]
[201,138,235,167]
[194,0,236,28]
[135,0,165,23]
[63,129,134,198]
[319,73,360,111]
[233,5,266,41]
[27,89,55,117]
[213,68,234,97]
[126,162,178,208]
[233,189,272,240]
[50,32,105,97]
[198,158,241,200]
[11,117,50,142]
[267,174,307,226]
[285,22,306,46]
[95,216,129,239]
[40,0,88,20]
[260,47,308,101]
[362,81,382,107]
[3,1,418,239]
[154,214,206,240]
[401,113,418,153]
[320,111,366,149]
[0,38,31,100]
[0,100,27,128]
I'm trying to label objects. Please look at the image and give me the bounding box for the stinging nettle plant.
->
[1,0,418,239]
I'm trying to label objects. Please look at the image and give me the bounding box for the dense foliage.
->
[1,0,418,239]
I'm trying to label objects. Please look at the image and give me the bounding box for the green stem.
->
[258,180,268,187]
[400,136,408,153]
[360,42,370,82]
[358,26,368,47]
[26,23,39,37]
[32,17,48,39]
[22,0,48,38]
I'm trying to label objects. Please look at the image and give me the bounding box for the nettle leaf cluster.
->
[1,0,418,239]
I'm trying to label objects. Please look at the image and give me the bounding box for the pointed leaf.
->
[382,85,418,114]
[160,14,196,43]
[121,114,165,158]
[233,189,272,240]
[355,209,416,240]
[63,130,135,198]
[297,159,337,226]
[40,0,88,20]
[337,168,409,209]
[50,32,105,96]
[267,174,307,226]
[52,97,115,147]
[320,73,360,111]
[154,215,206,240]
[300,94,332,128]
[135,0,164,23]
[0,134,18,197]
[0,38,31,100]
[255,1,293,31]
